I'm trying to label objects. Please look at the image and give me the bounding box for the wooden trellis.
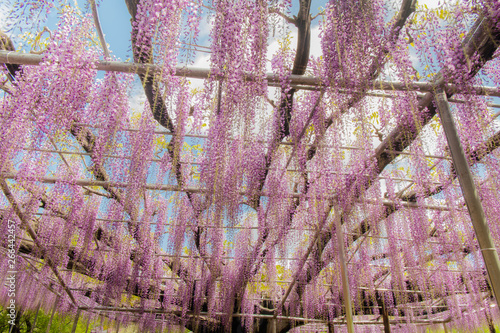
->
[1,0,500,332]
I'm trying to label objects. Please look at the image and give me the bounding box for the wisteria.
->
[0,0,500,332]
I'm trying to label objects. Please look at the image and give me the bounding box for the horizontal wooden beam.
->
[1,50,499,96]
[0,172,461,211]
[23,141,452,160]
[77,306,451,325]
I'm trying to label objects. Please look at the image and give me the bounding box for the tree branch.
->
[269,7,296,25]
[0,178,78,306]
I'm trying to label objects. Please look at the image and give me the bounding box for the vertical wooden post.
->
[99,312,104,332]
[376,293,391,333]
[30,303,41,333]
[71,309,81,333]
[443,322,449,333]
[115,317,120,333]
[435,88,500,306]
[335,208,355,333]
[85,313,91,333]
[381,303,391,333]
[46,296,59,333]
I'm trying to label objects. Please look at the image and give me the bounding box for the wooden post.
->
[85,313,91,333]
[335,208,355,333]
[30,303,41,333]
[376,293,391,333]
[99,312,104,331]
[46,296,59,333]
[435,88,500,306]
[443,322,449,333]
[381,303,391,333]
[71,309,81,333]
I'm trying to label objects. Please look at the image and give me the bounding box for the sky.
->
[92,0,437,67]
[2,0,491,172]
[0,0,440,64]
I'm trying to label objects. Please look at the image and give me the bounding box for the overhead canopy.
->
[1,0,500,332]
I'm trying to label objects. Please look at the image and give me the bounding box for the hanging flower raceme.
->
[3,0,500,330]
[132,0,194,94]
[199,1,270,266]
[124,110,155,215]
[25,14,98,133]
[321,0,386,89]
[133,0,186,64]
[0,14,98,177]
[87,72,132,168]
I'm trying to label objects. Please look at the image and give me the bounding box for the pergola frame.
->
[1,51,500,97]
[1,0,500,332]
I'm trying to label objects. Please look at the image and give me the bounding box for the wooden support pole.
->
[30,303,41,333]
[435,88,500,306]
[71,309,81,333]
[335,208,355,333]
[381,303,391,333]
[89,0,110,58]
[85,314,91,333]
[46,296,59,333]
[376,292,391,333]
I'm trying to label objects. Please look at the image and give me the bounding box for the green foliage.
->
[0,306,92,333]
[0,306,190,333]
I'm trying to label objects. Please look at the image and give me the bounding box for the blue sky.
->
[97,0,135,61]
[3,0,329,61]
[92,0,330,63]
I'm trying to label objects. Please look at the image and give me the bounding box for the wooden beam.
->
[45,296,60,333]
[71,309,82,333]
[335,207,355,333]
[435,87,500,307]
[1,50,499,96]
[0,171,460,211]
